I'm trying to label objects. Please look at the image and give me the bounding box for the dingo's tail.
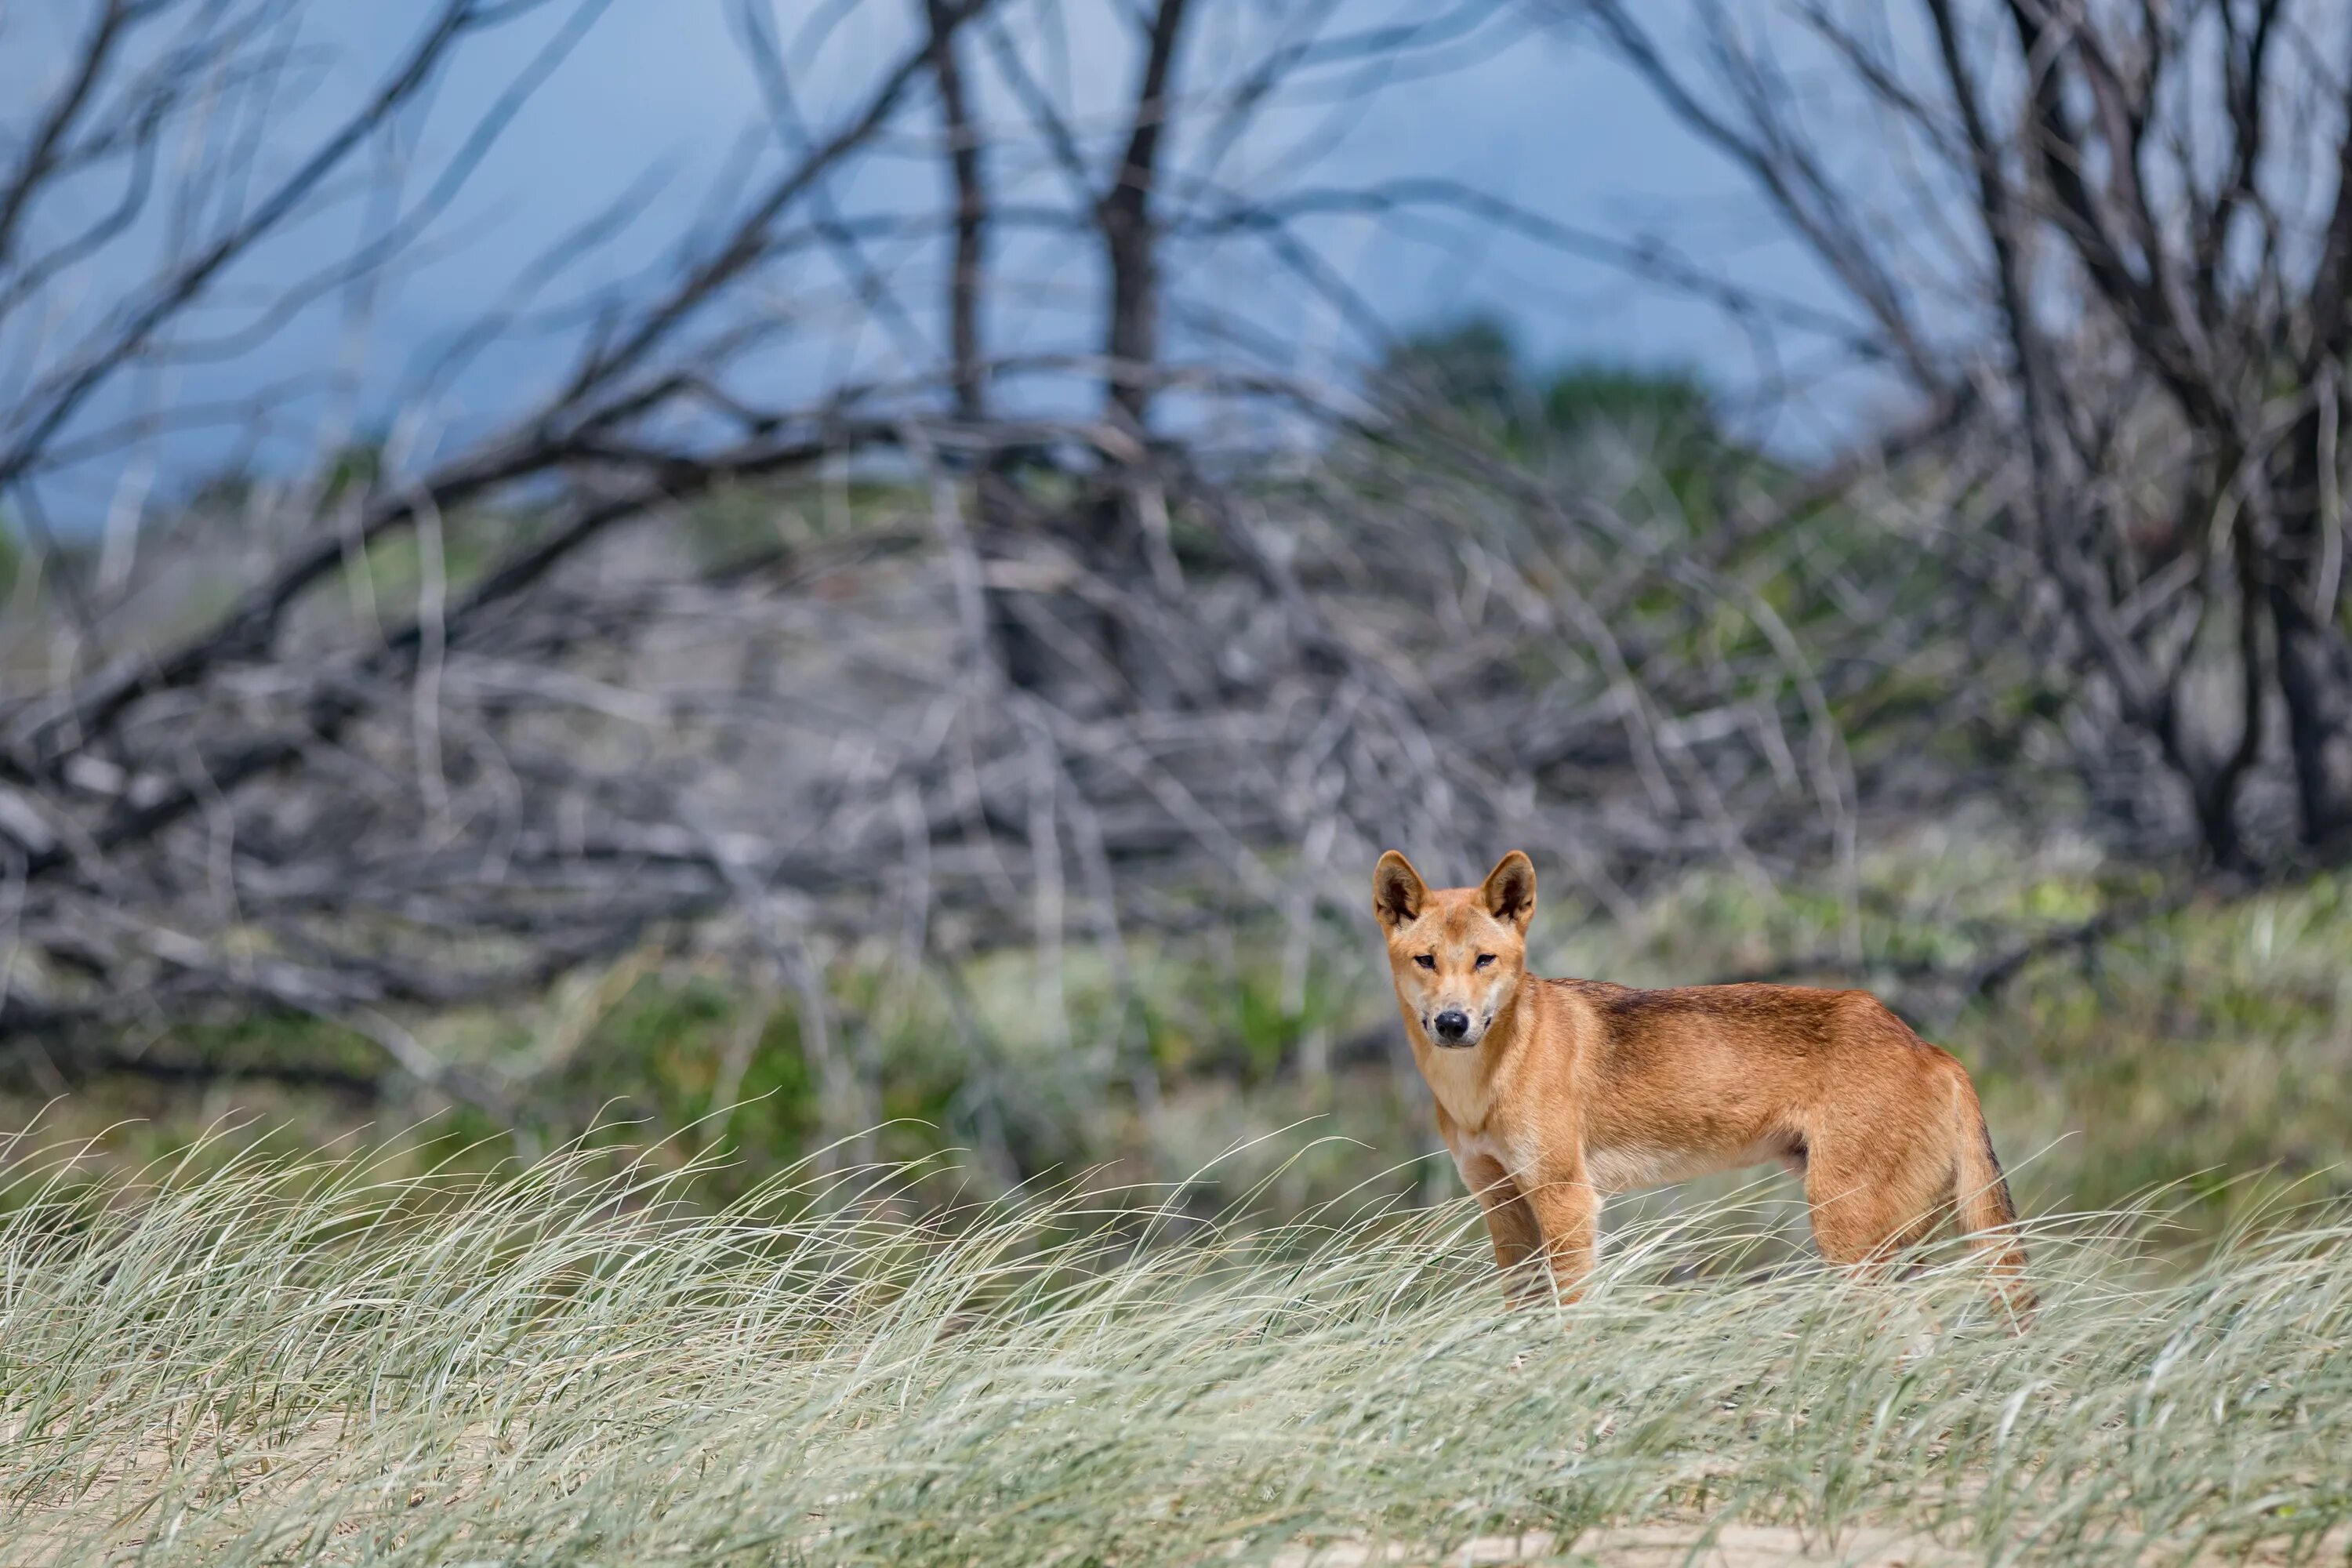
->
[1952,1076,2034,1328]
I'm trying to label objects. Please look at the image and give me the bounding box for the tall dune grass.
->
[2,1130,2347,1566]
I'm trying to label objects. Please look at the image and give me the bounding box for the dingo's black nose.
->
[1433,1010,1470,1043]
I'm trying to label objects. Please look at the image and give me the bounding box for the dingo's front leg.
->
[1518,1164,1600,1306]
[1457,1151,1545,1305]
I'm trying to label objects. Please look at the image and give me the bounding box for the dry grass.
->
[2,1129,2347,1566]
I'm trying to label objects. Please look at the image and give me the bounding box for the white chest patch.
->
[1419,1045,1494,1130]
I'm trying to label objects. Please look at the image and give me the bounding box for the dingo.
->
[1374,849,2031,1320]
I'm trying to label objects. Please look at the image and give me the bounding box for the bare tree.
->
[923,0,991,420]
[1579,0,2352,869]
[1099,0,1196,432]
[0,0,2047,1152]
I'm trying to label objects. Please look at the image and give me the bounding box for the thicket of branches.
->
[1580,0,2352,868]
[2,0,2349,1130]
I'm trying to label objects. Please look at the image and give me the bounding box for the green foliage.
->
[1381,314,1719,459]
[677,482,786,566]
[332,506,509,617]
[1382,314,1525,432]
[1140,945,1345,1087]
[1541,361,1713,445]
[11,830,2351,1237]
[677,475,917,568]
[183,466,256,517]
[538,972,820,1183]
[318,440,383,505]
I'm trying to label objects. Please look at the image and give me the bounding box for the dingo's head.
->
[1371,850,1535,1051]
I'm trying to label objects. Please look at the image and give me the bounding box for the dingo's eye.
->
[1414,954,1436,970]
[1475,953,1496,970]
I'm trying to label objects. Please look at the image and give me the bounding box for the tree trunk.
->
[1099,0,1192,433]
[2270,585,2352,855]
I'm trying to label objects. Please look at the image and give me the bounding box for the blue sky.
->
[5,1,1871,521]
[430,2,1848,377]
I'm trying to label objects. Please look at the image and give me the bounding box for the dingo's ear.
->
[1479,851,1536,932]
[1373,851,1426,931]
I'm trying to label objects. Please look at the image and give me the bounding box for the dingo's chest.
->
[1418,1042,1497,1131]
